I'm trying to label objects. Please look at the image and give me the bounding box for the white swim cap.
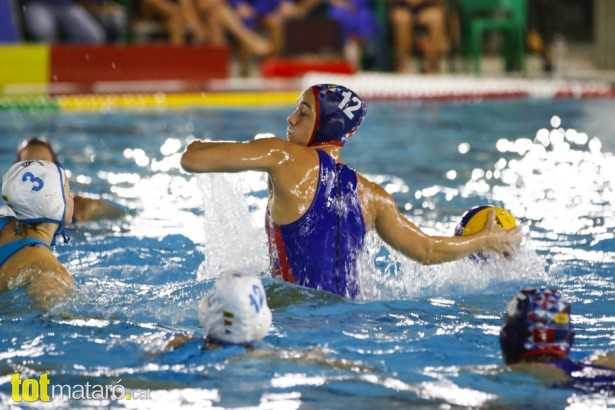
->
[2,160,67,225]
[198,271,272,344]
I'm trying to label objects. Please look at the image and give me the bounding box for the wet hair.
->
[308,84,367,147]
[16,138,60,165]
[499,288,575,365]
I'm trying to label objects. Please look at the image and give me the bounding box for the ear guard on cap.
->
[308,84,367,147]
[499,288,574,365]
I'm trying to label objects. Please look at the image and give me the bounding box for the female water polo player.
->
[165,271,271,350]
[0,160,75,309]
[181,83,521,299]
[500,288,615,392]
[16,137,125,223]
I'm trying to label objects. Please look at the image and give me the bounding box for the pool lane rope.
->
[0,74,614,111]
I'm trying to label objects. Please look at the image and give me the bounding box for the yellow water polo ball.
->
[454,205,517,236]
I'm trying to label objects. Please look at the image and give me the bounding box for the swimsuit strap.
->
[0,237,51,267]
[0,216,12,231]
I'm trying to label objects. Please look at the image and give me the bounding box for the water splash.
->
[196,173,268,281]
[357,232,546,301]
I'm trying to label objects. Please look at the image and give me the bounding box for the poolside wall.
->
[0,44,229,95]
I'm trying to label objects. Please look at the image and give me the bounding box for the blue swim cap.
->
[499,288,574,365]
[308,84,367,147]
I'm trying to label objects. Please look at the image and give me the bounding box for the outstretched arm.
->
[591,352,615,369]
[363,180,521,264]
[72,196,125,222]
[180,138,291,174]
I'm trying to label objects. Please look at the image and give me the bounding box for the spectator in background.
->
[133,0,272,76]
[191,0,274,57]
[389,0,448,73]
[77,0,127,43]
[227,0,318,76]
[20,0,106,43]
[134,0,188,44]
[327,0,378,69]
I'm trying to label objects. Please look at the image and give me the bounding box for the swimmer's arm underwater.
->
[3,247,76,309]
[362,178,521,264]
[25,265,75,309]
[589,352,615,369]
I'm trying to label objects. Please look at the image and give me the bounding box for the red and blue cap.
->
[499,288,575,364]
[308,84,367,147]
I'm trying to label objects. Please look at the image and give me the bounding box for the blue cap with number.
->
[308,84,367,147]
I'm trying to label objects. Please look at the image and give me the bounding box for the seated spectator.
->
[20,0,106,43]
[326,0,378,69]
[133,0,187,44]
[226,0,305,76]
[388,0,448,73]
[77,0,128,43]
[191,0,273,54]
[16,138,125,223]
[0,160,75,309]
[499,288,615,392]
[133,0,271,77]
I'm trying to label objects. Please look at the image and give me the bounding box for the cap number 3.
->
[22,172,44,192]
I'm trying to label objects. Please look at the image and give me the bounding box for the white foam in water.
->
[196,173,268,281]
[357,231,546,301]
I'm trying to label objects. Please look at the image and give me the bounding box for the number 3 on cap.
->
[22,172,44,192]
[338,91,362,120]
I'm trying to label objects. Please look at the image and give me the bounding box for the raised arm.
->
[361,179,521,264]
[180,138,291,174]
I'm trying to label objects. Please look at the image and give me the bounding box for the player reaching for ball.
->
[181,83,522,299]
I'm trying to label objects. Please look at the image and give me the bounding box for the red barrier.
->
[261,58,355,78]
[50,45,229,84]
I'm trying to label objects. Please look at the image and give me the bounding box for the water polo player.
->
[0,160,75,309]
[500,288,615,392]
[16,137,125,223]
[165,271,271,350]
[181,83,521,299]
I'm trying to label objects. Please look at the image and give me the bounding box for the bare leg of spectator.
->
[390,6,414,73]
[416,5,447,73]
[141,0,186,44]
[261,13,285,56]
[215,5,273,56]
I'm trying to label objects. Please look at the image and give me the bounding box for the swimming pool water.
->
[0,97,613,408]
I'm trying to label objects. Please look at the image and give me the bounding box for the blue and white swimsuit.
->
[266,150,366,299]
[0,216,50,268]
